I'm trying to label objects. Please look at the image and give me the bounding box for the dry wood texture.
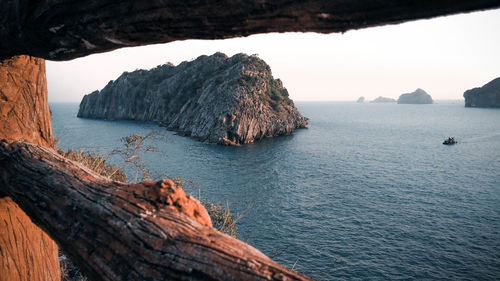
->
[0,55,59,281]
[0,197,60,281]
[0,141,311,281]
[2,2,500,280]
[1,0,500,61]
[0,56,53,147]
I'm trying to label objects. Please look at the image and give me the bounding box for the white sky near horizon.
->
[47,8,500,102]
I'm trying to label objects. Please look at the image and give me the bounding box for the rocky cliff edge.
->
[78,52,309,145]
[464,77,500,108]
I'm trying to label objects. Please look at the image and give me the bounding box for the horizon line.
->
[48,98,465,103]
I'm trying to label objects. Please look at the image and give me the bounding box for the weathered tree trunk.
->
[1,0,500,61]
[0,141,311,281]
[0,54,308,281]
[0,56,53,147]
[2,2,500,280]
[0,197,60,281]
[0,56,59,281]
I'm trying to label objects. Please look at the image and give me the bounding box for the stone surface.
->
[357,96,365,103]
[464,77,500,107]
[397,88,433,104]
[370,96,396,103]
[78,53,309,145]
[1,1,499,61]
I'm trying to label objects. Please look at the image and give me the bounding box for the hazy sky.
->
[47,8,500,102]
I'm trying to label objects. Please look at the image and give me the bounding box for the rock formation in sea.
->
[397,88,433,104]
[356,96,365,103]
[370,96,396,103]
[463,77,500,108]
[3,3,499,281]
[78,52,309,145]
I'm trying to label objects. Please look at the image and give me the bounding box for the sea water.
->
[50,101,500,280]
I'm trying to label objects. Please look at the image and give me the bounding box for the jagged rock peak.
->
[78,52,309,145]
[397,88,433,104]
[463,77,500,108]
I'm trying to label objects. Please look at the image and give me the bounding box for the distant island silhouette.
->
[398,88,433,104]
[370,96,396,103]
[464,77,500,107]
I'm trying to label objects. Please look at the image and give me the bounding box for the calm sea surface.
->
[50,102,500,280]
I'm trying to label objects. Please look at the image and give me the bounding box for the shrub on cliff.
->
[58,149,127,182]
[203,201,239,239]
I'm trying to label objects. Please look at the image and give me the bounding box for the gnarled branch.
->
[0,140,310,281]
[1,0,500,60]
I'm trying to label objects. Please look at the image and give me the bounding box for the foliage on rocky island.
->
[78,52,308,145]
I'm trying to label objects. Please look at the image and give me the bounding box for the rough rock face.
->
[370,96,396,103]
[397,88,433,104]
[78,53,309,145]
[356,96,365,103]
[464,77,500,108]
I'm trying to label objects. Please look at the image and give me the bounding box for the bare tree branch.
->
[1,0,500,60]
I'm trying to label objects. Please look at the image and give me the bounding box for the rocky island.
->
[370,96,396,103]
[356,96,365,103]
[78,52,309,145]
[463,77,500,108]
[397,88,433,104]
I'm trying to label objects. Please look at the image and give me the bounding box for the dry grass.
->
[57,132,245,280]
[203,200,239,238]
[173,178,242,239]
[58,149,127,182]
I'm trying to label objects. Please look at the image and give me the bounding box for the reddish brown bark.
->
[2,2,499,280]
[0,141,311,281]
[0,56,54,148]
[0,56,59,281]
[1,0,499,61]
[0,197,60,281]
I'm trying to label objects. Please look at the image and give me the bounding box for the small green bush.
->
[238,74,257,92]
[215,75,224,85]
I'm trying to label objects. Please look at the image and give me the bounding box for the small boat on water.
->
[443,137,457,145]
